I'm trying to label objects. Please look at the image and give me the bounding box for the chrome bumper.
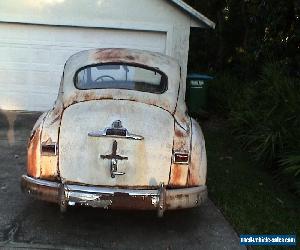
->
[21,175,207,216]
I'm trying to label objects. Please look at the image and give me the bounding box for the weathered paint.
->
[188,118,207,186]
[168,118,191,187]
[169,164,189,187]
[40,156,58,180]
[39,99,63,179]
[26,101,62,180]
[27,128,41,178]
[62,49,182,118]
[23,48,208,213]
[27,112,48,178]
[173,120,191,150]
[165,186,207,210]
[59,100,174,187]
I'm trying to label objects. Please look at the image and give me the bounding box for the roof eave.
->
[169,0,215,29]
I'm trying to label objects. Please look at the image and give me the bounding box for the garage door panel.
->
[0,68,56,80]
[3,92,59,111]
[0,23,166,111]
[1,92,29,111]
[0,45,31,63]
[51,48,84,65]
[26,93,58,111]
[31,47,52,64]
[0,69,29,84]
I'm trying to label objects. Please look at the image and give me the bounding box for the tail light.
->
[41,143,57,156]
[173,152,189,164]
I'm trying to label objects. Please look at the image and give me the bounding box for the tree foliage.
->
[184,0,300,192]
[185,0,300,77]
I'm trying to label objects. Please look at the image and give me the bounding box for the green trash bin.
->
[186,73,213,115]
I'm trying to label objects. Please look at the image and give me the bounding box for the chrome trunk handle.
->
[88,120,144,141]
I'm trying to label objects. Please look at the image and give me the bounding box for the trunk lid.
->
[59,100,174,187]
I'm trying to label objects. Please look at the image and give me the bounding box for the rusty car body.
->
[21,48,207,217]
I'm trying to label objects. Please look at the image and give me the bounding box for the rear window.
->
[75,64,167,94]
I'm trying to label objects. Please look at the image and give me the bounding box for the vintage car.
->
[21,48,207,217]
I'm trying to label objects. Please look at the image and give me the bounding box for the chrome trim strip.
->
[66,184,159,196]
[88,129,144,140]
[22,175,158,196]
[22,175,59,188]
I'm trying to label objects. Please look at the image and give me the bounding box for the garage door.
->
[0,23,166,111]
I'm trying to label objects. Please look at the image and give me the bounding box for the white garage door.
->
[0,23,166,111]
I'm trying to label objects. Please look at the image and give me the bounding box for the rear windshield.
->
[75,64,167,94]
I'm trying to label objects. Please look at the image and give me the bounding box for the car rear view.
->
[21,48,207,217]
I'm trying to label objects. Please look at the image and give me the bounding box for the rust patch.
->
[62,48,182,115]
[82,92,98,100]
[65,92,116,107]
[168,164,188,187]
[48,103,63,126]
[43,137,53,144]
[21,177,59,203]
[93,49,144,65]
[124,55,135,61]
[64,92,174,115]
[40,155,59,180]
[27,128,40,178]
[50,115,60,125]
[39,110,60,180]
[109,194,156,210]
[165,192,195,210]
[175,128,185,137]
[170,164,182,184]
[173,120,190,151]
[175,194,183,199]
[63,180,160,190]
[53,105,62,117]
[187,162,200,186]
[91,48,174,67]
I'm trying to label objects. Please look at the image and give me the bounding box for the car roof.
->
[60,48,182,115]
[65,48,180,71]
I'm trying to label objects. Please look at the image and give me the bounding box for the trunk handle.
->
[88,120,144,141]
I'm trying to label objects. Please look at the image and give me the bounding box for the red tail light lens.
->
[41,143,57,156]
[173,152,189,164]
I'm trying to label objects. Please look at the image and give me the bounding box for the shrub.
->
[208,61,300,192]
[207,72,241,115]
[279,154,300,193]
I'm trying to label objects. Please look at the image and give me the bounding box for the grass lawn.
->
[201,118,300,249]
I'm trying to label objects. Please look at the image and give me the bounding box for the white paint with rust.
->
[59,100,174,186]
[27,49,207,190]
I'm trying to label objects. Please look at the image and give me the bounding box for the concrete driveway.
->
[0,111,245,250]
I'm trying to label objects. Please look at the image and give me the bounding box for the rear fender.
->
[188,118,207,186]
[27,112,47,178]
[168,119,191,187]
[39,103,63,180]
